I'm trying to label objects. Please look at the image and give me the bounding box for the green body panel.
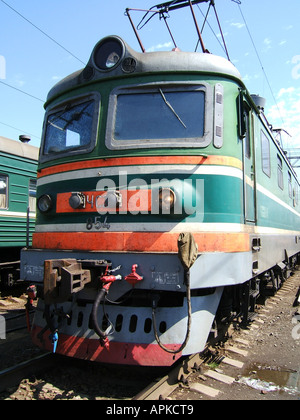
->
[252,108,300,231]
[36,172,244,227]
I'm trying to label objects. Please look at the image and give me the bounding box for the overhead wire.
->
[0,0,86,140]
[0,80,44,103]
[0,0,86,65]
[0,79,44,140]
[0,121,40,140]
[236,2,286,128]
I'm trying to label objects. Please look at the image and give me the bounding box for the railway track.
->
[1,271,300,400]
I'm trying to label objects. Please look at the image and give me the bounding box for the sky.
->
[0,0,299,161]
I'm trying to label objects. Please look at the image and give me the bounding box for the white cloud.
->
[13,74,25,87]
[230,22,245,29]
[146,42,173,52]
[266,87,300,149]
[277,87,295,98]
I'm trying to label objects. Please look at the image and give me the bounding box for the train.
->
[21,0,300,366]
[0,135,38,288]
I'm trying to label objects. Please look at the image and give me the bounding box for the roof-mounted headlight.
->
[93,37,124,71]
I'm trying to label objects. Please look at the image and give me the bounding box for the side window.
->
[261,131,271,177]
[238,93,252,159]
[288,172,292,199]
[294,184,299,207]
[29,179,37,213]
[277,155,283,190]
[244,110,251,159]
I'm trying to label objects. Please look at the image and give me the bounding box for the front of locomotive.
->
[21,36,249,366]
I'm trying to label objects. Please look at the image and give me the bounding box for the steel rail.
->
[0,352,54,394]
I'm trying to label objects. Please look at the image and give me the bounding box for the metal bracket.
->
[44,259,91,304]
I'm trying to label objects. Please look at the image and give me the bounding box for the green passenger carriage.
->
[0,135,38,287]
[21,1,300,365]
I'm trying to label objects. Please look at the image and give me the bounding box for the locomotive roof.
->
[0,135,39,161]
[46,36,243,103]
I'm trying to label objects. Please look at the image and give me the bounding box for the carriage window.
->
[0,175,8,209]
[106,84,212,150]
[277,155,283,190]
[29,179,37,213]
[261,131,271,177]
[42,95,100,161]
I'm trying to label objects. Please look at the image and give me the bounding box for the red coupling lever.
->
[125,264,143,287]
[100,274,122,291]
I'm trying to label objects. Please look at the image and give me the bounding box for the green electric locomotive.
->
[21,1,300,365]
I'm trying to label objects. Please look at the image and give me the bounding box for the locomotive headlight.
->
[37,194,53,213]
[159,188,176,214]
[93,37,124,71]
[69,192,86,209]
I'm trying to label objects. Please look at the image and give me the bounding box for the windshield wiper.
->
[159,88,187,129]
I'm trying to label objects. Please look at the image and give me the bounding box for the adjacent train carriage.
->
[21,3,300,366]
[0,135,38,287]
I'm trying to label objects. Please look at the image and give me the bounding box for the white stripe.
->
[37,165,243,186]
[0,210,35,218]
[35,221,300,236]
[35,222,248,233]
[256,182,300,218]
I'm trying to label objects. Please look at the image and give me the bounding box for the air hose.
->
[152,269,192,354]
[152,232,198,354]
[91,273,122,344]
[44,304,59,353]
[91,287,108,343]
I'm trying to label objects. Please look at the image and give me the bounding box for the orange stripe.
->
[32,231,250,253]
[38,155,243,178]
[57,190,152,213]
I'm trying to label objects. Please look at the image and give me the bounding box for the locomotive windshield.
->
[42,95,100,160]
[116,90,204,139]
[106,84,212,150]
